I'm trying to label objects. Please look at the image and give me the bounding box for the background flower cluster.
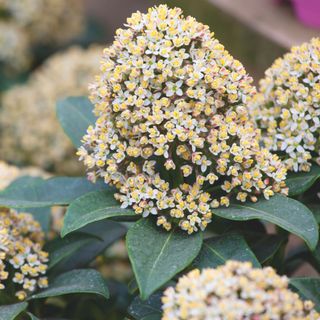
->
[250,38,320,172]
[0,0,84,73]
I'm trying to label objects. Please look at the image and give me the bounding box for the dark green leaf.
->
[286,165,320,196]
[54,221,126,273]
[61,190,134,237]
[30,269,109,300]
[246,234,287,264]
[0,177,108,208]
[290,278,320,311]
[56,96,96,148]
[46,233,98,269]
[311,242,320,271]
[27,312,40,320]
[127,219,202,300]
[0,302,28,320]
[308,205,320,224]
[6,176,51,231]
[208,216,266,234]
[214,195,319,250]
[193,234,260,269]
[23,207,51,233]
[141,316,161,320]
[128,293,162,320]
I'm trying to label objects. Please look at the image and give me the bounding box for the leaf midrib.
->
[145,231,174,288]
[203,242,226,262]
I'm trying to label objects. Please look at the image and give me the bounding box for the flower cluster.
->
[0,207,49,300]
[0,22,30,72]
[0,46,102,174]
[0,0,84,72]
[79,5,287,234]
[162,261,319,320]
[249,38,320,172]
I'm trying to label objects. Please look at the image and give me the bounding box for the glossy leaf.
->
[141,316,161,320]
[0,177,107,208]
[27,313,40,320]
[0,302,28,320]
[128,293,162,320]
[6,176,51,231]
[55,221,126,273]
[127,219,202,300]
[30,269,109,300]
[23,207,51,233]
[193,233,260,269]
[56,96,96,148]
[286,165,320,196]
[46,233,98,269]
[61,190,134,237]
[214,195,319,250]
[290,278,320,311]
[246,234,287,264]
[308,205,320,224]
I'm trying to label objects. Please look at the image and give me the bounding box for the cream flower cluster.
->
[162,261,319,320]
[0,22,30,72]
[0,207,49,301]
[249,38,320,172]
[0,46,102,174]
[79,5,287,234]
[0,0,84,72]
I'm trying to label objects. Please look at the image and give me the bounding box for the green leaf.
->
[193,233,260,269]
[46,233,98,269]
[56,96,96,148]
[53,221,126,273]
[214,195,319,250]
[6,177,52,232]
[23,207,51,233]
[246,234,287,264]
[0,302,28,320]
[286,165,320,196]
[308,205,320,224]
[27,312,40,320]
[30,269,109,300]
[128,293,162,320]
[208,216,266,234]
[127,219,202,300]
[141,316,161,320]
[290,278,320,311]
[61,190,135,237]
[311,242,320,272]
[0,177,108,208]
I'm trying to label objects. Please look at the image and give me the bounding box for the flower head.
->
[79,5,287,234]
[0,207,49,300]
[0,46,102,174]
[162,261,319,320]
[249,38,320,172]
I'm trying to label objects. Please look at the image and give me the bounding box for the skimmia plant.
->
[0,5,319,320]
